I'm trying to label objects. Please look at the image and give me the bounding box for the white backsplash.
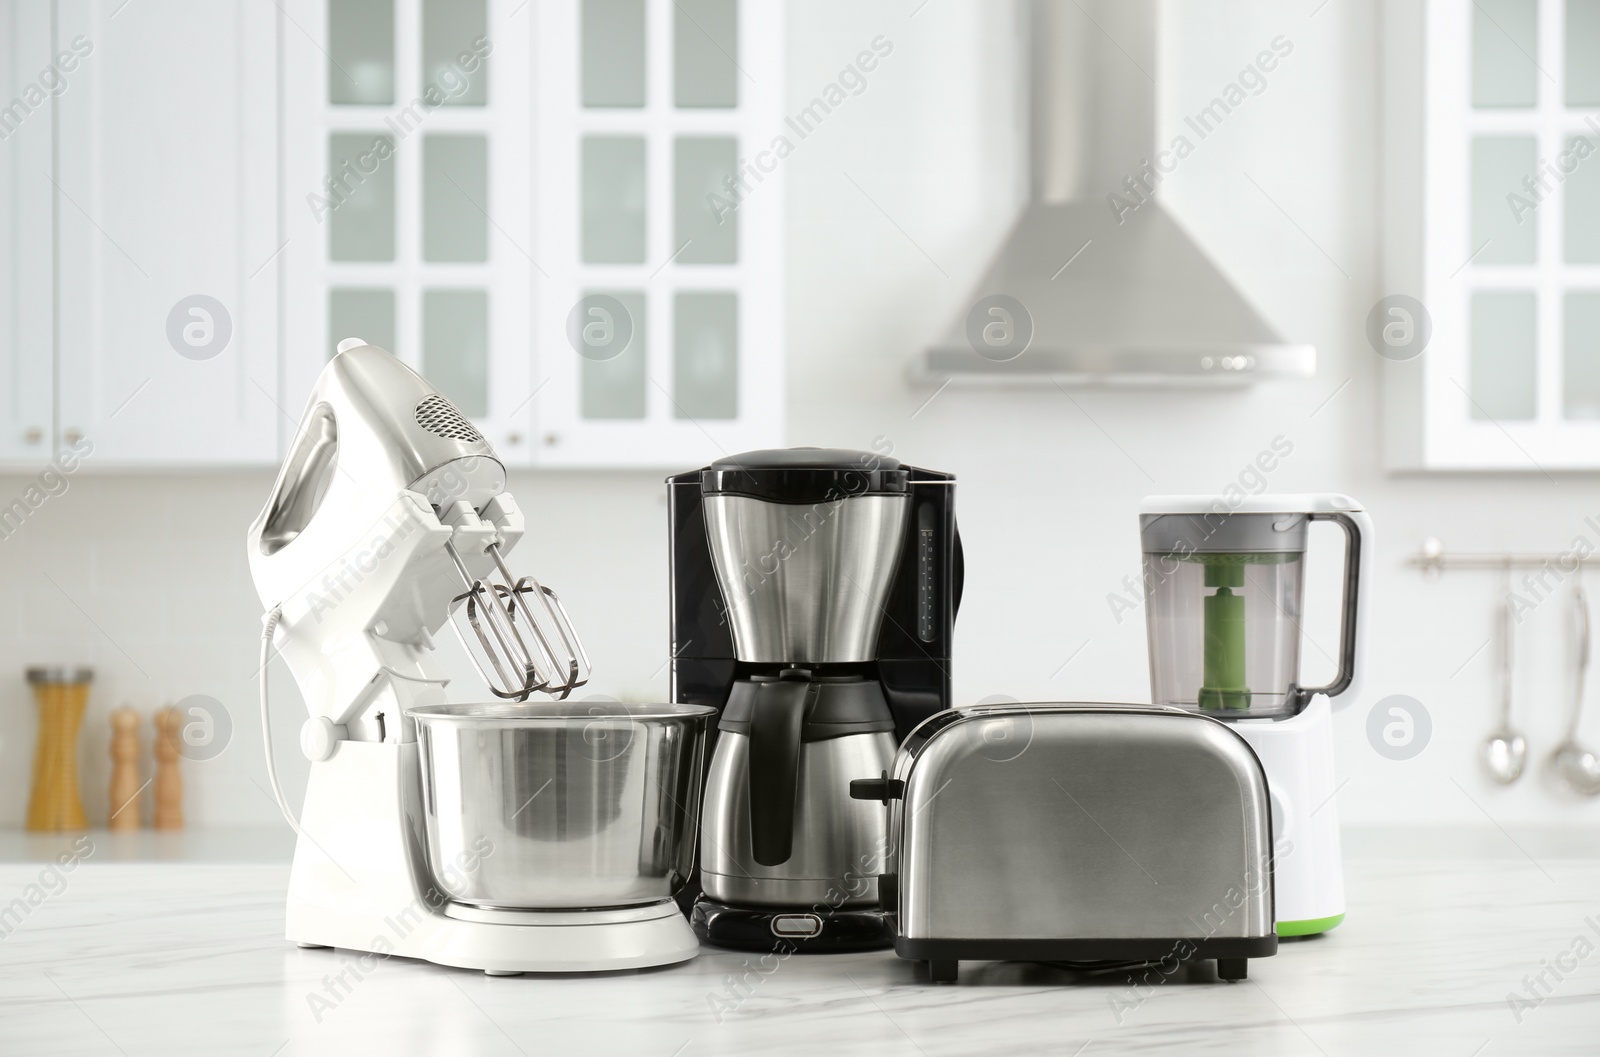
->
[0,0,1593,832]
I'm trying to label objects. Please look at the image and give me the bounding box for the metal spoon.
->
[1481,569,1527,783]
[1549,571,1600,795]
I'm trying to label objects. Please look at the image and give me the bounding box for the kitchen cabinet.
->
[1383,0,1600,470]
[52,0,281,467]
[6,0,783,470]
[0,4,57,464]
[529,0,786,467]
[280,0,537,460]
[281,0,785,470]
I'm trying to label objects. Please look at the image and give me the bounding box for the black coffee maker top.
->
[702,447,908,504]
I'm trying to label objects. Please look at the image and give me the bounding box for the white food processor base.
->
[1232,695,1346,937]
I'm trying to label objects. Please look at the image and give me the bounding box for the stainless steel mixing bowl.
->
[408,701,715,909]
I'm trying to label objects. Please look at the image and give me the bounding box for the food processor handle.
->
[748,674,811,867]
[1294,508,1373,707]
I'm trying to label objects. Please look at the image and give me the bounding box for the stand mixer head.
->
[247,342,587,739]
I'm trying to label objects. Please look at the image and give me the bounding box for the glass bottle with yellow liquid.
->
[25,667,93,831]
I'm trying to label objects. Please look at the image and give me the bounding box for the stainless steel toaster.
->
[849,703,1277,983]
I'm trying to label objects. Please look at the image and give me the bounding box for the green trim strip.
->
[1277,913,1344,937]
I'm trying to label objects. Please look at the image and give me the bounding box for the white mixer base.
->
[288,896,700,974]
[285,742,701,974]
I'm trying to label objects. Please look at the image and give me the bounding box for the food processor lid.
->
[1141,510,1308,556]
[1139,494,1364,555]
[1139,494,1365,516]
[701,447,910,504]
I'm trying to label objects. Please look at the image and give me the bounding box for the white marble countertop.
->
[1,830,1596,1056]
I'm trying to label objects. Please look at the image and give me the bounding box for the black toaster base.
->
[895,935,1279,984]
[692,899,893,953]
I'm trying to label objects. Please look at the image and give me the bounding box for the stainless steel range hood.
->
[911,0,1314,387]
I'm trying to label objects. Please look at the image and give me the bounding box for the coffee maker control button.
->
[770,914,823,939]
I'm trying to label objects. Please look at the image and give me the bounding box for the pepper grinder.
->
[25,667,93,832]
[109,706,143,830]
[152,706,184,829]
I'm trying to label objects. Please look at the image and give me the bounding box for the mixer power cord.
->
[259,606,304,836]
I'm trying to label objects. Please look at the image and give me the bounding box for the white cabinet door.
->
[1386,0,1600,470]
[54,0,279,466]
[0,4,56,464]
[532,0,785,468]
[280,0,535,463]
[276,0,785,470]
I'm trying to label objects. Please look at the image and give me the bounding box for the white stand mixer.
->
[246,342,700,974]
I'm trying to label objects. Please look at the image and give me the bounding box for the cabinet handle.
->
[23,427,41,445]
[65,429,83,445]
[507,432,523,445]
[543,432,559,447]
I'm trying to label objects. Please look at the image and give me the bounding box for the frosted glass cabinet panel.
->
[1565,293,1600,420]
[581,291,647,420]
[1470,292,1537,421]
[421,0,488,105]
[328,133,397,261]
[1472,0,1538,108]
[674,292,738,419]
[582,136,647,263]
[1565,135,1600,263]
[423,134,489,262]
[328,0,395,104]
[582,0,647,107]
[1471,136,1536,264]
[674,137,739,264]
[422,289,490,418]
[674,0,738,107]
[1567,0,1600,105]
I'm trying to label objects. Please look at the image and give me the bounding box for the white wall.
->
[0,0,1595,833]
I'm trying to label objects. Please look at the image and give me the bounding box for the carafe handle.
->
[1290,507,1373,708]
[748,673,812,867]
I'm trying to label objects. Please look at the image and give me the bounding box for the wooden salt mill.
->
[109,707,143,830]
[152,706,184,829]
[25,667,93,832]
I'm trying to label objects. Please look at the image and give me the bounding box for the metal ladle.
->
[1481,568,1527,783]
[1549,571,1600,795]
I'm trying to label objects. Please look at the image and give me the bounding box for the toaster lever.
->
[848,776,904,804]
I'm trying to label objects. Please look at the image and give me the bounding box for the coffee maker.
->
[1140,494,1371,938]
[669,448,962,952]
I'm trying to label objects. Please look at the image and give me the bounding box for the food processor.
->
[1140,494,1372,937]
